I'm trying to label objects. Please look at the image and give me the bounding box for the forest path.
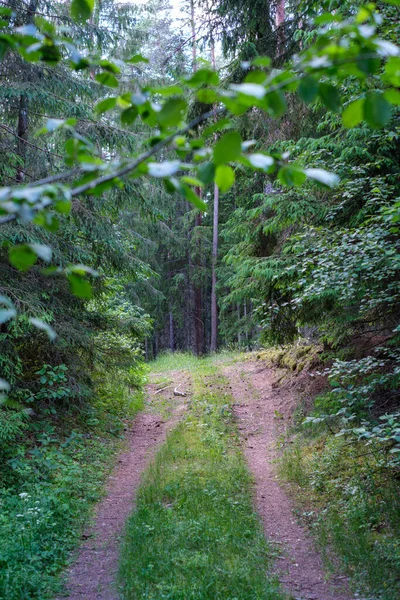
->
[57,371,189,600]
[225,361,354,600]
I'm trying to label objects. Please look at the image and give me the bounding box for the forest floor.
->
[59,354,355,600]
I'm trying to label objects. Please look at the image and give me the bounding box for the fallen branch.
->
[154,385,172,395]
[174,385,186,397]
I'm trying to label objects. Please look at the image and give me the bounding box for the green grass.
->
[149,350,242,374]
[119,364,285,600]
[0,370,145,600]
[279,434,400,600]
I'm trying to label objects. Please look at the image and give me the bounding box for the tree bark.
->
[210,37,219,353]
[190,0,196,72]
[275,0,285,57]
[169,309,174,352]
[210,181,219,352]
[15,0,38,182]
[194,204,204,355]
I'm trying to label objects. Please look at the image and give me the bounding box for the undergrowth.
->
[149,350,241,374]
[0,366,145,600]
[119,363,285,599]
[279,434,400,600]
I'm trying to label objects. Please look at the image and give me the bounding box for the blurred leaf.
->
[29,318,57,341]
[215,165,235,192]
[71,0,94,23]
[342,99,364,128]
[95,71,118,88]
[213,131,242,165]
[67,273,92,298]
[158,98,187,127]
[364,92,392,128]
[305,168,339,188]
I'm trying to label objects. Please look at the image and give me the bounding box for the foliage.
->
[279,434,400,600]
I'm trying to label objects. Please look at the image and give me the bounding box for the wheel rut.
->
[58,374,188,600]
[225,361,354,600]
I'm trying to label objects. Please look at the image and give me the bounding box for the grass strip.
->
[120,364,285,600]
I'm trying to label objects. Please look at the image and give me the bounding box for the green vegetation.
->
[149,350,240,374]
[120,363,283,600]
[279,434,400,600]
[0,366,145,600]
[266,343,400,600]
[0,0,399,597]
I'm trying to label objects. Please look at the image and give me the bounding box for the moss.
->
[257,341,323,373]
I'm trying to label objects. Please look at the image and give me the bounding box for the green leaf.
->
[9,245,37,271]
[29,318,56,341]
[157,98,187,127]
[126,54,149,64]
[196,89,218,104]
[54,199,72,214]
[364,92,392,128]
[121,105,138,125]
[181,176,204,187]
[180,183,207,210]
[381,0,400,5]
[185,69,219,87]
[148,161,180,178]
[305,168,339,188]
[71,0,94,23]
[247,154,274,171]
[318,83,341,112]
[215,165,235,193]
[383,57,400,87]
[252,56,272,67]
[95,71,119,88]
[95,97,117,114]
[278,166,306,187]
[342,99,364,128]
[198,162,215,184]
[298,77,318,104]
[213,131,242,165]
[384,89,400,106]
[265,90,287,116]
[67,273,92,298]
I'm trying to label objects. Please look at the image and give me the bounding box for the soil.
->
[225,361,355,600]
[57,375,188,600]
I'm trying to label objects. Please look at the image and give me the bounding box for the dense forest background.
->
[0,0,399,598]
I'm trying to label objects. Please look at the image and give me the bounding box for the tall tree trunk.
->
[237,303,241,346]
[15,0,38,182]
[210,181,219,352]
[169,309,174,352]
[190,0,196,71]
[275,0,285,57]
[190,1,204,355]
[210,38,219,353]
[194,204,204,355]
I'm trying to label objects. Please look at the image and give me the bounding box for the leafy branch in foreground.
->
[0,0,399,384]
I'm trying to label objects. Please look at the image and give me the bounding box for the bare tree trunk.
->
[210,180,219,352]
[194,190,204,355]
[237,303,241,346]
[275,0,285,57]
[169,309,174,352]
[190,0,196,71]
[15,0,38,182]
[210,38,219,353]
